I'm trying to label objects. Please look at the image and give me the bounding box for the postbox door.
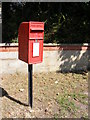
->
[28,40,43,64]
[28,22,44,64]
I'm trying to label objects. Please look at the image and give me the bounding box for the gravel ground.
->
[0,71,88,118]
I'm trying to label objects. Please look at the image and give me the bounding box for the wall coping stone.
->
[0,43,90,47]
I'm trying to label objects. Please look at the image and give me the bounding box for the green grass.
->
[57,93,77,112]
[56,92,88,117]
[68,93,88,105]
[54,113,59,120]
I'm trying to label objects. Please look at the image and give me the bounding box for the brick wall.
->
[0,43,90,74]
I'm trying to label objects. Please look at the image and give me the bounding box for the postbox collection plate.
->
[33,42,39,57]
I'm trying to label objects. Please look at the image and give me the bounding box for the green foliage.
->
[2,2,90,43]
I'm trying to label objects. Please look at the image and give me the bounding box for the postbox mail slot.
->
[30,28,44,31]
[30,22,44,31]
[29,31,44,39]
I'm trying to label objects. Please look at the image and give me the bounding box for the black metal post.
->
[28,64,33,108]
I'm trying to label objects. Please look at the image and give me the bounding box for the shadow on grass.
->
[0,87,28,106]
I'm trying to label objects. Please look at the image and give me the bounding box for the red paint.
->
[18,21,44,64]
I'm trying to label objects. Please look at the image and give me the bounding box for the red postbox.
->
[18,21,44,108]
[18,21,44,64]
